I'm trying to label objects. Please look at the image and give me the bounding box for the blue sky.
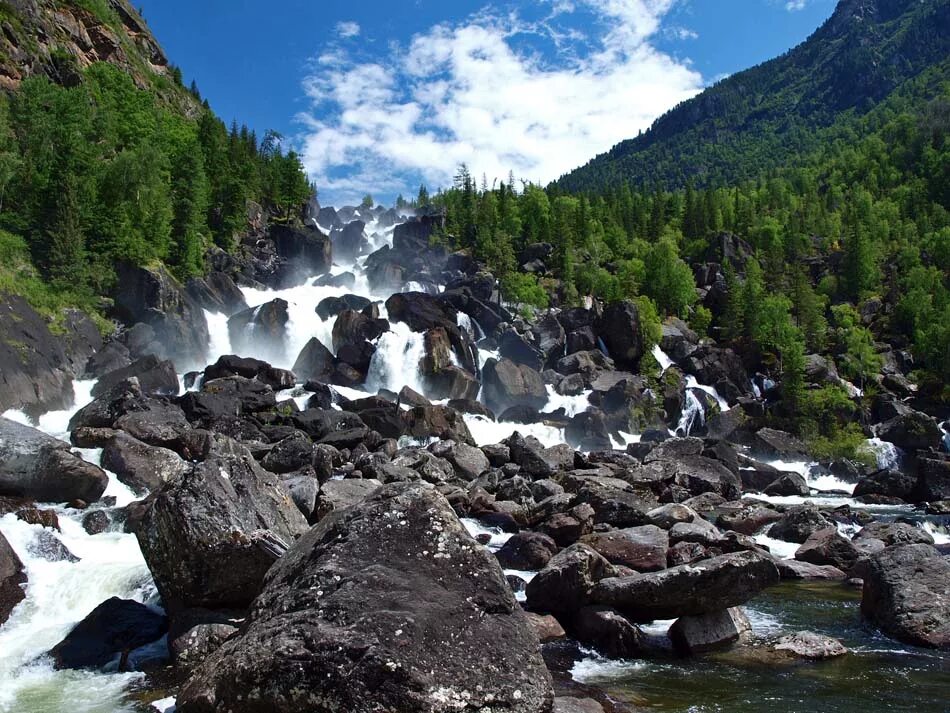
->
[137,0,837,204]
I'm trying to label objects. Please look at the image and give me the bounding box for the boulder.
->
[49,597,167,671]
[768,506,836,544]
[668,607,751,655]
[877,411,942,452]
[175,482,553,713]
[794,528,860,573]
[269,223,333,279]
[169,609,242,671]
[0,417,109,504]
[313,478,382,521]
[595,301,645,370]
[331,309,388,353]
[572,605,644,659]
[861,544,950,649]
[291,337,335,383]
[553,699,605,713]
[771,631,847,660]
[581,525,668,572]
[185,271,248,317]
[92,355,179,398]
[429,440,489,480]
[101,431,189,495]
[916,458,950,502]
[482,358,548,414]
[525,543,617,616]
[854,521,934,548]
[113,262,209,370]
[228,299,289,358]
[401,405,475,446]
[330,220,366,261]
[753,428,808,460]
[590,551,780,622]
[135,439,309,613]
[315,294,372,321]
[496,532,559,571]
[0,531,26,625]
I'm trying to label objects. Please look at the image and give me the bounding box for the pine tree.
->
[46,173,85,284]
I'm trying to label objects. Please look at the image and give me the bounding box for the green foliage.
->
[501,272,549,310]
[0,61,311,321]
[642,237,697,317]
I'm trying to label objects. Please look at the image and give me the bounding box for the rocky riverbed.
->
[0,204,948,713]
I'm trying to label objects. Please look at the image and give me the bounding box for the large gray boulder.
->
[101,431,189,495]
[591,551,779,622]
[0,417,108,503]
[861,544,950,649]
[176,482,553,713]
[482,357,548,414]
[135,438,308,614]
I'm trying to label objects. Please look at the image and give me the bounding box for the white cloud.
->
[667,26,699,40]
[785,0,808,10]
[300,0,704,203]
[335,21,361,39]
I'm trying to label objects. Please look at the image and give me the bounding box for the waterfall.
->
[867,437,902,471]
[364,323,427,395]
[675,389,705,437]
[685,375,730,412]
[203,309,232,365]
[651,344,674,373]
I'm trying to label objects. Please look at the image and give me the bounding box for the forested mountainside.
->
[424,1,949,459]
[0,0,312,326]
[555,0,950,193]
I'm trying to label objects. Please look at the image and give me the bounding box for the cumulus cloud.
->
[335,21,361,39]
[300,0,704,203]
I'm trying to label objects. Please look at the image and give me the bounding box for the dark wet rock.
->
[283,475,320,521]
[291,337,335,383]
[316,294,372,321]
[185,271,248,317]
[772,631,847,659]
[768,506,836,544]
[175,482,553,713]
[260,431,314,474]
[83,341,132,380]
[101,431,189,495]
[861,544,950,648]
[269,223,333,280]
[499,328,545,372]
[331,309,388,353]
[540,503,596,546]
[590,551,780,622]
[227,299,289,357]
[753,428,808,460]
[763,471,810,497]
[496,531,559,571]
[877,410,942,452]
[794,528,860,573]
[112,262,209,370]
[0,417,108,503]
[581,526,668,572]
[82,509,114,535]
[49,597,167,671]
[854,469,917,502]
[482,357,548,414]
[916,458,950,502]
[595,301,645,370]
[135,439,309,614]
[669,607,751,655]
[27,529,79,562]
[525,612,566,644]
[0,531,26,625]
[565,411,612,453]
[572,605,644,659]
[92,355,179,398]
[526,543,618,617]
[330,220,367,261]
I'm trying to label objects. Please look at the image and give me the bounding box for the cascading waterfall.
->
[674,389,705,437]
[867,437,902,471]
[364,323,428,396]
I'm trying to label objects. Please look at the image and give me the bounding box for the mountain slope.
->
[555,0,950,193]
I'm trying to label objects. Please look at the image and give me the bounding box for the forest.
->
[0,62,311,327]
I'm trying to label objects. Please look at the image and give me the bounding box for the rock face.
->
[0,531,26,625]
[669,608,751,655]
[113,262,210,370]
[861,544,950,649]
[49,597,167,671]
[0,295,101,415]
[596,301,645,370]
[0,417,109,503]
[591,551,780,622]
[176,482,553,713]
[135,439,309,613]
